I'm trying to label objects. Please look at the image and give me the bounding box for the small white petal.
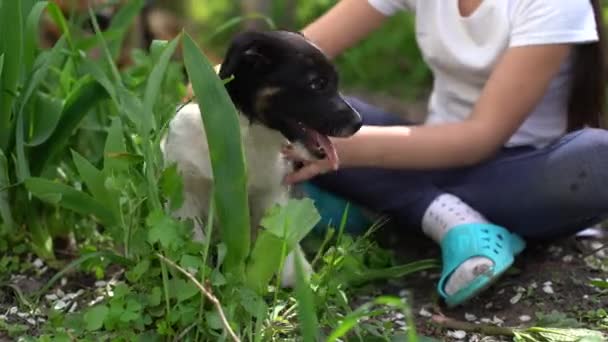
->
[53,300,68,310]
[465,313,477,321]
[510,292,523,304]
[32,258,44,269]
[418,308,432,318]
[45,294,58,301]
[542,285,554,294]
[447,330,467,339]
[519,315,531,322]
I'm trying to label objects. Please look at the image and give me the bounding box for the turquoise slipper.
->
[437,223,526,308]
[299,182,372,235]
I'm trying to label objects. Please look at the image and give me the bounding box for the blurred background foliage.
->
[151,0,432,100]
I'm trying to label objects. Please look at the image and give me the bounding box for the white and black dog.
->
[161,30,362,287]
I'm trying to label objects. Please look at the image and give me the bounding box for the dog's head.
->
[219,30,362,164]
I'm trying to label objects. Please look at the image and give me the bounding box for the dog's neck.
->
[238,113,287,161]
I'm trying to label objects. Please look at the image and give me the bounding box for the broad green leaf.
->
[125,259,150,282]
[84,305,109,331]
[23,1,49,72]
[238,287,268,319]
[146,210,184,250]
[31,78,109,175]
[0,0,23,149]
[169,278,198,302]
[245,199,319,292]
[294,251,320,342]
[25,93,63,147]
[25,178,118,227]
[183,32,250,278]
[0,149,14,231]
[260,198,321,246]
[71,150,120,219]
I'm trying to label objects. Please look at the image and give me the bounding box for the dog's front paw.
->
[280,248,313,288]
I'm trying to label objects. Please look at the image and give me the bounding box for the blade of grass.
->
[87,7,121,84]
[294,250,320,342]
[182,31,250,279]
[142,36,181,133]
[46,2,74,52]
[25,177,119,227]
[344,259,440,286]
[106,0,145,60]
[0,0,23,150]
[23,1,49,72]
[139,35,181,212]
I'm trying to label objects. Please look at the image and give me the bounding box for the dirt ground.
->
[367,225,608,341]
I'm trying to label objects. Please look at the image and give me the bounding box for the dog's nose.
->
[335,114,362,137]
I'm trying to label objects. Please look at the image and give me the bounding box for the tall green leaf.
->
[182,32,250,279]
[23,1,49,72]
[0,0,23,149]
[15,37,68,181]
[103,117,128,173]
[0,149,14,231]
[294,251,320,342]
[31,78,109,175]
[25,178,118,227]
[142,36,180,133]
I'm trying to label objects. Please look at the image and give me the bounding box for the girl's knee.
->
[568,128,608,153]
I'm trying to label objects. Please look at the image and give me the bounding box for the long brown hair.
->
[568,0,607,131]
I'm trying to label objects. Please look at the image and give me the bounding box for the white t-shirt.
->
[367,0,598,147]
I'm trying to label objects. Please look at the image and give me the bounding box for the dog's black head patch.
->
[219,30,362,161]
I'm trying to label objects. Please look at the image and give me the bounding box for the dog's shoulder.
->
[162,103,213,178]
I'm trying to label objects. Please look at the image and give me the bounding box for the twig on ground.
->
[431,315,515,336]
[156,252,241,342]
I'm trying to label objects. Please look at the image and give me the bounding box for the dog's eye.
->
[309,77,328,91]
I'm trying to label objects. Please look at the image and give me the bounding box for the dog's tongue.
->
[310,130,338,170]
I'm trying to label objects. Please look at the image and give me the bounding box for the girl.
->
[284,0,608,307]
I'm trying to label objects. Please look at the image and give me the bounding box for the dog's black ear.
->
[219,31,275,80]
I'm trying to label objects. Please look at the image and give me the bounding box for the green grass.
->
[0,1,437,340]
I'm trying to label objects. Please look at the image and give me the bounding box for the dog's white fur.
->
[160,101,312,288]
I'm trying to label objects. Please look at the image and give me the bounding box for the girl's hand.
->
[282,145,337,184]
